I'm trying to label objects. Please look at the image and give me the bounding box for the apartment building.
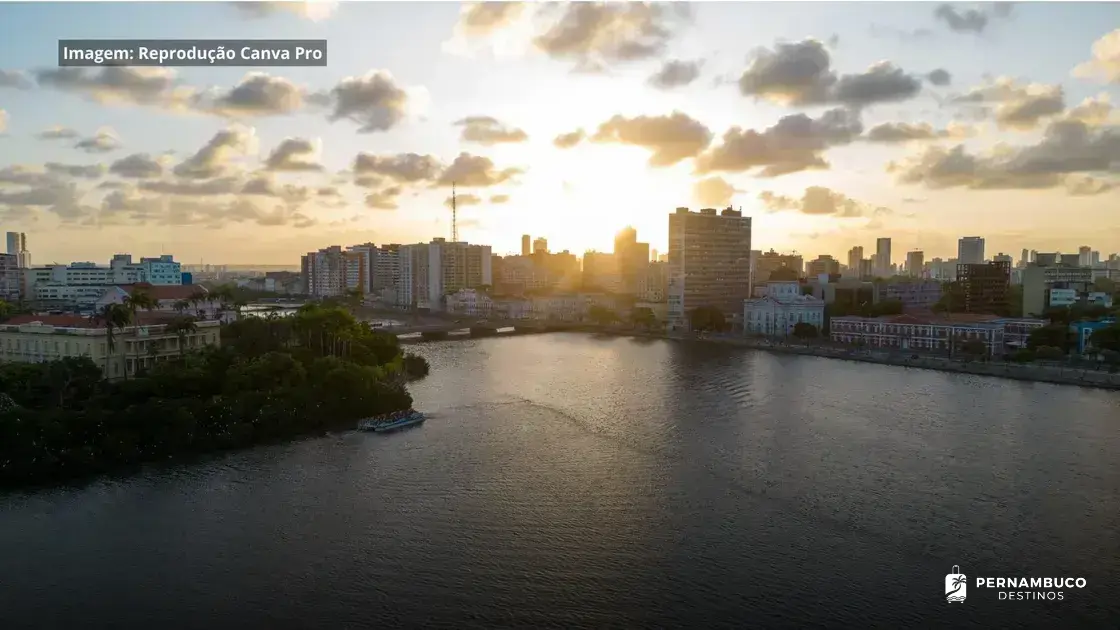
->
[613,226,651,296]
[394,239,492,310]
[0,253,21,301]
[958,237,985,265]
[875,238,892,277]
[25,254,183,308]
[582,251,621,293]
[301,245,367,298]
[667,207,752,330]
[957,260,1011,314]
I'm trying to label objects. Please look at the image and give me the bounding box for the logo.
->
[946,565,967,603]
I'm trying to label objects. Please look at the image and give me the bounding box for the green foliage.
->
[791,322,818,339]
[1010,348,1036,363]
[402,353,430,379]
[1027,324,1072,352]
[959,339,987,357]
[1088,324,1120,353]
[688,306,726,332]
[630,306,658,330]
[0,305,414,488]
[587,305,619,325]
[1034,345,1065,361]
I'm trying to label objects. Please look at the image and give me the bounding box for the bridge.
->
[379,320,578,340]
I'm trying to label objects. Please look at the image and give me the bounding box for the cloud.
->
[927,68,952,86]
[36,67,186,108]
[0,179,97,223]
[590,111,712,166]
[231,1,337,21]
[109,153,165,179]
[36,126,79,140]
[101,188,316,228]
[1065,94,1115,126]
[933,4,990,33]
[737,39,921,107]
[353,152,443,183]
[445,193,482,208]
[192,72,306,117]
[759,186,881,218]
[45,162,105,179]
[1074,29,1120,84]
[553,129,586,148]
[437,152,523,187]
[0,69,32,89]
[173,126,256,179]
[1065,175,1114,196]
[75,128,122,153]
[692,176,740,206]
[531,2,692,71]
[240,175,311,202]
[889,119,1120,194]
[953,77,1065,130]
[490,194,510,204]
[140,176,242,197]
[648,59,703,89]
[365,186,403,210]
[451,2,526,38]
[695,107,863,177]
[864,121,973,143]
[326,71,412,133]
[454,116,529,144]
[0,109,6,134]
[264,137,323,171]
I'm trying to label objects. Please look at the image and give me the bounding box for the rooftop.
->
[115,283,209,301]
[4,311,211,330]
[833,313,1008,326]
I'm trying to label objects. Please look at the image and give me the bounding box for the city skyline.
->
[1,2,1119,264]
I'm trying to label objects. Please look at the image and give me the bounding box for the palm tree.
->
[165,316,199,358]
[90,303,132,379]
[123,289,158,377]
[172,299,191,314]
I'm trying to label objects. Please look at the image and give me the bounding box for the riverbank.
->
[413,326,1120,391]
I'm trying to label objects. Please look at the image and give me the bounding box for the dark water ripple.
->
[2,333,1119,628]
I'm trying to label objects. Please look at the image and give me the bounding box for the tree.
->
[630,306,658,330]
[588,305,619,326]
[122,289,158,378]
[166,316,199,358]
[689,306,725,332]
[1035,345,1065,361]
[1027,324,1071,352]
[960,339,987,358]
[791,322,818,339]
[90,303,132,378]
[1087,324,1120,353]
[0,299,12,321]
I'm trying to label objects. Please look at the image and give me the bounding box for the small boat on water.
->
[358,409,426,433]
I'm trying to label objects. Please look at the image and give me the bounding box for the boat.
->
[358,410,426,433]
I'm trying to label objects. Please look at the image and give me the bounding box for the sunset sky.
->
[1,1,1119,265]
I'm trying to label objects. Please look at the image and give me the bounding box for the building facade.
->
[743,281,825,336]
[875,238,892,277]
[667,207,752,330]
[613,226,650,296]
[1021,263,1094,317]
[879,280,943,311]
[957,260,1011,314]
[906,250,925,277]
[24,254,182,308]
[958,237,986,265]
[830,314,1006,355]
[301,245,367,298]
[0,253,21,301]
[0,314,222,380]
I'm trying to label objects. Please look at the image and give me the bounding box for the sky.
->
[1,1,1119,266]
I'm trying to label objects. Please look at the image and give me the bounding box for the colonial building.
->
[743,281,825,336]
[0,313,221,380]
[830,314,1008,355]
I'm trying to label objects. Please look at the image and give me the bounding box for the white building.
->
[1049,288,1113,308]
[743,281,825,336]
[394,239,492,310]
[25,254,182,307]
[445,288,493,317]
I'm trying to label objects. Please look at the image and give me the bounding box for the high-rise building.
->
[847,246,864,276]
[582,251,620,293]
[1020,249,1029,268]
[345,243,376,294]
[906,250,924,277]
[1091,250,1101,267]
[993,252,1013,265]
[875,238,892,277]
[394,238,493,310]
[532,237,548,255]
[6,232,29,268]
[613,226,650,295]
[301,246,366,298]
[957,260,1010,314]
[957,236,985,265]
[806,255,840,277]
[521,235,531,257]
[1078,246,1092,267]
[667,206,752,330]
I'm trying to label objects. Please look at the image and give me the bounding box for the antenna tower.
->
[451,182,459,242]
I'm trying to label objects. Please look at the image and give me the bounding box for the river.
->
[2,333,1118,628]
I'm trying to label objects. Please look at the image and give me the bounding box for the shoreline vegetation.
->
[0,305,430,490]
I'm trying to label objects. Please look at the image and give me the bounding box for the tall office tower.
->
[613,226,650,295]
[1029,249,1038,264]
[1091,251,1101,267]
[532,237,548,255]
[1078,246,1091,267]
[5,232,20,255]
[667,206,752,330]
[875,238,892,277]
[847,246,864,275]
[957,236,985,265]
[906,250,925,277]
[521,234,531,257]
[1020,249,1030,268]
